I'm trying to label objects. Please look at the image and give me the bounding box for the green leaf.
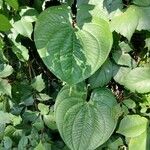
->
[0,0,3,9]
[112,42,133,67]
[128,129,150,150]
[36,93,52,102]
[4,125,16,137]
[18,136,28,150]
[124,67,150,93]
[103,0,124,19]
[145,37,150,51]
[0,124,5,140]
[117,115,148,137]
[34,5,113,84]
[3,136,12,149]
[12,18,33,39]
[0,14,12,32]
[0,37,3,49]
[4,0,19,10]
[34,141,46,150]
[0,37,8,62]
[0,79,11,97]
[0,64,13,78]
[88,59,113,89]
[66,0,74,6]
[38,103,49,115]
[43,113,57,130]
[0,111,11,125]
[113,67,131,85]
[12,43,29,62]
[133,0,150,7]
[31,74,45,92]
[33,116,44,131]
[105,136,124,150]
[55,84,120,150]
[111,6,150,40]
[20,6,39,22]
[135,6,150,31]
[77,0,123,19]
[123,99,136,109]
[111,6,139,41]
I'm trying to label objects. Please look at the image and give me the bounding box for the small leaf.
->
[0,79,11,97]
[43,113,57,130]
[117,115,148,137]
[3,136,12,149]
[123,99,136,109]
[55,84,120,150]
[36,93,52,102]
[0,14,12,32]
[124,67,150,93]
[33,116,44,131]
[12,18,33,39]
[38,103,49,115]
[111,6,150,40]
[4,0,19,10]
[4,125,16,137]
[112,42,132,67]
[12,43,29,62]
[31,74,45,92]
[34,141,46,150]
[0,64,13,78]
[0,111,11,125]
[20,6,39,22]
[18,136,28,150]
[111,6,138,41]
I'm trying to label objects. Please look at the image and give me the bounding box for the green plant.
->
[0,0,150,150]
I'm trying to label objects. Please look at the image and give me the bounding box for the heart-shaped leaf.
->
[34,5,113,84]
[54,84,120,150]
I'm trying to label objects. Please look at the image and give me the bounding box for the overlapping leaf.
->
[111,5,150,40]
[0,15,12,32]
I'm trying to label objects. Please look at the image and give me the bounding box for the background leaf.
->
[124,67,150,93]
[117,115,148,137]
[0,14,12,32]
[4,0,19,10]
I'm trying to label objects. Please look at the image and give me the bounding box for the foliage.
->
[0,0,150,150]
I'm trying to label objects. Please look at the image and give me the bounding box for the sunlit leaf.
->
[55,84,120,150]
[34,5,113,84]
